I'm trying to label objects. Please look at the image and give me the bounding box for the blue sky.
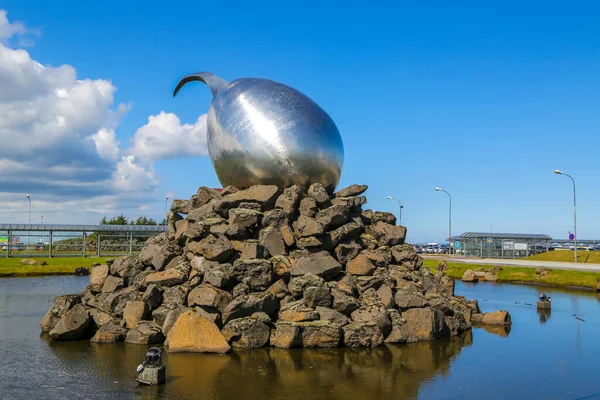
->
[1,1,599,242]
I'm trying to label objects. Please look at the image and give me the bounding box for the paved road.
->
[422,255,600,273]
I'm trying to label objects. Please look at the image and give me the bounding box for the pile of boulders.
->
[461,266,502,283]
[41,183,497,352]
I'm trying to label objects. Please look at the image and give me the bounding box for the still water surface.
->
[1,276,599,400]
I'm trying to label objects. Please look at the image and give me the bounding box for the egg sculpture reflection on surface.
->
[173,72,344,193]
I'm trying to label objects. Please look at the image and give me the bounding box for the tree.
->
[134,216,157,226]
[100,214,130,225]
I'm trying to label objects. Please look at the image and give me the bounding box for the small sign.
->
[487,238,493,243]
[455,241,461,250]
[569,233,575,241]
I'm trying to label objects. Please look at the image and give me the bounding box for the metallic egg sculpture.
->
[173,72,344,193]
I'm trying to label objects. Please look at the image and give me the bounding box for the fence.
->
[0,224,167,258]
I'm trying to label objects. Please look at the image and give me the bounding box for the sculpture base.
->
[137,366,166,386]
[537,301,551,309]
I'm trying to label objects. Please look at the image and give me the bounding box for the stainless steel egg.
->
[174,72,344,193]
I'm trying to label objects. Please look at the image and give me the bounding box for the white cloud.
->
[0,10,211,224]
[130,111,208,162]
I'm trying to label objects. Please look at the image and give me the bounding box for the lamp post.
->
[26,194,31,225]
[386,196,403,226]
[435,187,452,252]
[401,217,411,225]
[555,169,577,263]
[41,215,44,225]
[490,221,499,235]
[164,196,170,226]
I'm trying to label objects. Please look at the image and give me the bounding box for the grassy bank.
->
[524,250,600,264]
[0,257,107,277]
[422,259,600,290]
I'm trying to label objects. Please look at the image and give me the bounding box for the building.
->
[449,232,552,259]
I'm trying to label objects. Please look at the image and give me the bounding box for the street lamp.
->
[401,217,411,225]
[490,220,499,235]
[26,194,31,225]
[435,187,452,252]
[386,196,403,226]
[164,196,170,226]
[41,215,44,225]
[555,169,577,263]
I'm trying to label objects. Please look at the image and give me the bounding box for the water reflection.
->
[537,309,551,325]
[477,324,511,337]
[44,333,472,400]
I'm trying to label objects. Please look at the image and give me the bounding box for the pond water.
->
[1,276,599,400]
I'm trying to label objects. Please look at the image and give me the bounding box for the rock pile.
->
[41,183,490,351]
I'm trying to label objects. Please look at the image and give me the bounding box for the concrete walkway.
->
[423,255,600,273]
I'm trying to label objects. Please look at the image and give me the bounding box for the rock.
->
[262,209,289,228]
[239,201,263,211]
[210,223,248,240]
[171,199,190,214]
[100,287,142,317]
[371,211,397,225]
[101,275,124,293]
[435,260,448,272]
[315,205,350,230]
[297,321,341,348]
[303,286,332,308]
[472,310,512,325]
[316,306,349,325]
[221,185,239,196]
[391,244,418,264]
[49,304,91,340]
[279,303,320,322]
[167,310,230,353]
[350,304,390,335]
[125,321,165,345]
[271,255,293,278]
[461,270,478,283]
[402,307,448,341]
[293,215,325,238]
[346,254,376,276]
[230,259,274,292]
[204,264,232,288]
[330,196,367,208]
[90,323,128,343]
[365,222,406,247]
[259,227,286,256]
[40,294,81,333]
[267,279,289,299]
[280,225,296,247]
[270,322,302,348]
[214,185,281,215]
[195,235,234,262]
[307,183,330,204]
[342,322,383,347]
[536,267,550,277]
[334,241,362,265]
[21,259,37,265]
[232,283,250,298]
[291,255,341,280]
[187,284,232,313]
[299,197,318,217]
[193,187,222,209]
[221,317,271,348]
[394,292,429,310]
[145,269,187,287]
[90,264,109,292]
[322,222,363,249]
[296,236,323,249]
[334,184,368,198]
[229,208,262,228]
[355,276,384,294]
[123,301,150,329]
[222,292,279,324]
[237,241,269,260]
[331,288,361,316]
[162,285,189,306]
[162,306,189,336]
[142,284,163,310]
[87,308,113,329]
[167,212,183,236]
[274,185,301,215]
[288,274,326,297]
[375,284,395,309]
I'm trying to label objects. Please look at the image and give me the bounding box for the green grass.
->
[524,250,600,264]
[0,257,108,277]
[422,259,600,290]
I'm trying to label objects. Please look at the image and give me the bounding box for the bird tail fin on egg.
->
[173,72,229,98]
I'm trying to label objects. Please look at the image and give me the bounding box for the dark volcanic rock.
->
[221,316,271,349]
[222,292,279,324]
[41,294,81,333]
[49,304,91,340]
[290,255,341,280]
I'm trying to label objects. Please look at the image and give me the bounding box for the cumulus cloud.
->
[130,112,208,162]
[0,10,210,223]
